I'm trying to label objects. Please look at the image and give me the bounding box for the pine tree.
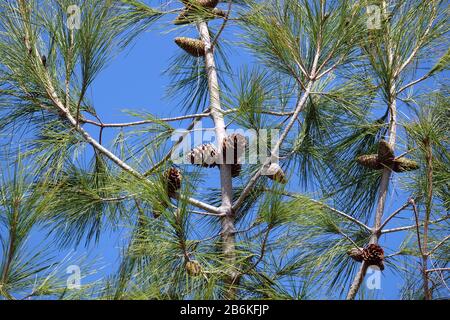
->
[0,0,448,300]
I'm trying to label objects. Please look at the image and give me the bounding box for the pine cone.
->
[222,133,246,165]
[185,260,202,276]
[362,244,385,271]
[174,3,225,25]
[165,167,182,197]
[41,55,47,67]
[392,158,419,173]
[356,154,383,170]
[347,247,364,262]
[186,143,218,167]
[264,163,287,184]
[173,9,195,25]
[211,8,226,18]
[174,37,206,57]
[197,0,219,8]
[181,0,219,9]
[356,139,419,175]
[377,139,395,164]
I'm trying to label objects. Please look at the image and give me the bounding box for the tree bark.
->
[422,138,433,300]
[346,0,398,299]
[347,77,397,300]
[197,21,237,299]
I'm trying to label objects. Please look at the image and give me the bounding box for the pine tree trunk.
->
[197,21,237,299]
[346,0,398,299]
[347,86,397,299]
[422,138,433,300]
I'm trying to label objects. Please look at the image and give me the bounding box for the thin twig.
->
[397,71,434,94]
[211,1,232,48]
[411,199,424,256]
[426,268,450,273]
[381,215,450,234]
[428,235,450,257]
[83,112,211,128]
[276,190,372,232]
[395,147,418,160]
[379,199,412,230]
[191,210,225,217]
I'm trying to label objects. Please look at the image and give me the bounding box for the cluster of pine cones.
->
[185,134,288,183]
[356,139,419,173]
[173,0,225,57]
[347,244,385,271]
[186,133,246,177]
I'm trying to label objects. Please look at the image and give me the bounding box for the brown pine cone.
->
[362,244,385,271]
[174,37,206,57]
[347,247,364,262]
[181,0,219,9]
[356,139,419,174]
[264,163,287,184]
[222,133,246,165]
[165,167,182,197]
[186,143,218,167]
[392,158,419,173]
[377,139,395,164]
[197,0,219,8]
[230,164,242,178]
[356,154,383,170]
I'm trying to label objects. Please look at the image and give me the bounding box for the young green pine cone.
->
[185,260,202,276]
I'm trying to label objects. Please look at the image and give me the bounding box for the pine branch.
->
[278,190,372,232]
[426,268,450,273]
[233,82,314,211]
[83,112,211,128]
[347,0,398,300]
[197,20,237,298]
[428,235,450,257]
[381,215,450,234]
[379,199,413,231]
